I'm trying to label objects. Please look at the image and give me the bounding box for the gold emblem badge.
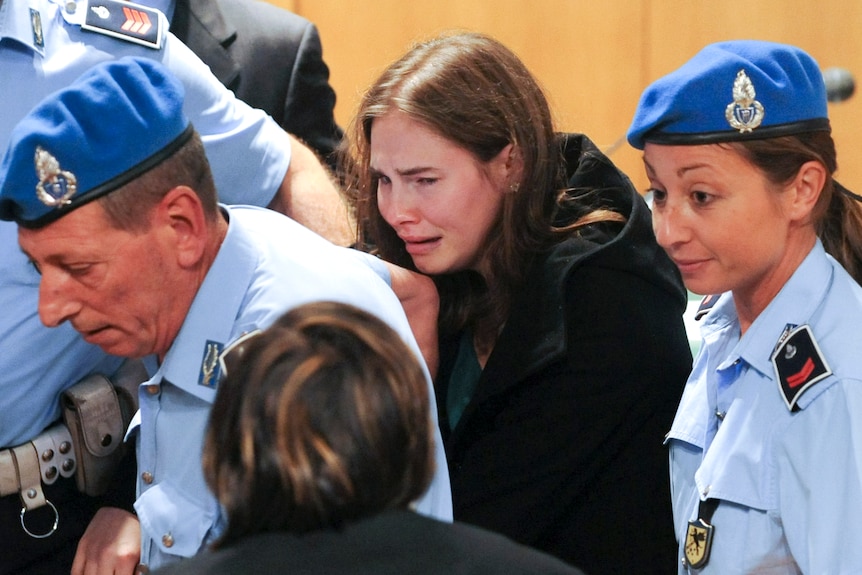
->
[34,147,77,207]
[198,340,224,389]
[30,8,44,48]
[684,518,714,569]
[725,69,765,133]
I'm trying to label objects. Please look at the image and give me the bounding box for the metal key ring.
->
[20,500,59,539]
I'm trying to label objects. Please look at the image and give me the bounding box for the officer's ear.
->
[153,185,209,269]
[786,160,827,226]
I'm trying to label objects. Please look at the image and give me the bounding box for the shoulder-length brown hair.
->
[342,32,615,340]
[204,301,434,547]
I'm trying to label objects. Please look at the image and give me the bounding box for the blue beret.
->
[627,40,830,150]
[0,57,191,227]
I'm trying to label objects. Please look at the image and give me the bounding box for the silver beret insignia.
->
[725,70,765,133]
[34,146,77,208]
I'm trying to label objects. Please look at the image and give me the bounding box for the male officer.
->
[0,57,451,574]
[0,0,355,572]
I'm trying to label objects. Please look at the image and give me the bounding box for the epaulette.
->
[81,0,163,50]
[771,324,832,411]
[694,294,720,320]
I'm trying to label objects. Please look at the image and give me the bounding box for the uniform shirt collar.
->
[671,241,832,444]
[715,240,832,378]
[0,0,45,54]
[158,205,257,403]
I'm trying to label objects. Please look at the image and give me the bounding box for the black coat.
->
[151,510,586,575]
[168,0,343,164]
[437,134,692,574]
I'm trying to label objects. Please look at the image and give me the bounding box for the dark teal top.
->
[445,330,482,431]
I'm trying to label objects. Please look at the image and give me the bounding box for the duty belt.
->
[0,423,76,538]
[0,361,144,538]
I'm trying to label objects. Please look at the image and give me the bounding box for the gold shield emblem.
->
[684,518,714,569]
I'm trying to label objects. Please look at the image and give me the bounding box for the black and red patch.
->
[82,0,163,49]
[771,325,832,411]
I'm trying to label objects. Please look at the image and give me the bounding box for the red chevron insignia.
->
[121,7,152,35]
[82,0,162,50]
[786,357,815,388]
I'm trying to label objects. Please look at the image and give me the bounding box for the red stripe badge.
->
[82,0,163,50]
[771,325,832,411]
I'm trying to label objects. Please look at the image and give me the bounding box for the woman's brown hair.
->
[342,32,620,346]
[203,301,434,547]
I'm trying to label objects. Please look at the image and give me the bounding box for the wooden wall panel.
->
[270,0,860,194]
[279,0,647,188]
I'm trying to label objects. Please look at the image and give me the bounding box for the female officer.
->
[343,32,692,573]
[627,40,862,573]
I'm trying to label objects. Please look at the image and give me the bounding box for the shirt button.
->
[702,486,711,497]
[141,471,154,484]
[162,533,174,548]
[145,384,160,395]
[136,565,150,575]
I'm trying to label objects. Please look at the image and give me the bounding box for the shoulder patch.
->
[694,294,720,320]
[771,325,832,411]
[82,0,163,50]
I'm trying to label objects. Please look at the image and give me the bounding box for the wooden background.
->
[268,0,861,195]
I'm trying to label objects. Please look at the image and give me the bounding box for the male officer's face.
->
[19,199,187,359]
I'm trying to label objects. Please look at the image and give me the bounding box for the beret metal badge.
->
[725,70,764,133]
[34,147,77,208]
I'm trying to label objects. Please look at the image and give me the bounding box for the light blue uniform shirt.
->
[129,206,452,570]
[668,240,862,574]
[0,0,290,446]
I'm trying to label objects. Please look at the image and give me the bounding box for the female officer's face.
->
[643,142,802,304]
[370,111,510,277]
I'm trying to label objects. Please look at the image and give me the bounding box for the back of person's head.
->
[203,301,434,547]
[345,31,562,269]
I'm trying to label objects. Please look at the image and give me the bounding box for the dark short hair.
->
[98,130,219,232]
[203,301,434,547]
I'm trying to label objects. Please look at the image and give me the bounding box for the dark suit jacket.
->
[169,0,343,164]
[151,510,587,575]
[436,134,692,575]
